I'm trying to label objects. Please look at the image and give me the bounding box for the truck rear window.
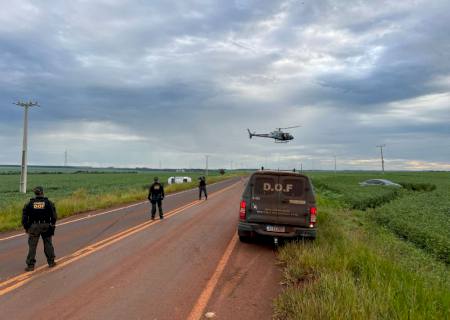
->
[254,177,276,196]
[280,178,305,198]
[253,176,306,198]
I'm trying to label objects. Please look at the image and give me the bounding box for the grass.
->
[0,170,244,232]
[274,171,450,319]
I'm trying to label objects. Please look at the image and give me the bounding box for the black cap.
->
[154,177,159,182]
[33,186,44,195]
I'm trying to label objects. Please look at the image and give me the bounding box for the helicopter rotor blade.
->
[277,125,301,130]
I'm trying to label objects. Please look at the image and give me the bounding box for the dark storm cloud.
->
[274,0,450,109]
[0,0,449,169]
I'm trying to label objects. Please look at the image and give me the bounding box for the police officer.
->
[199,176,207,200]
[22,186,57,271]
[148,177,165,220]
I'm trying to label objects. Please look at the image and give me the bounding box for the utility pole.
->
[14,100,39,193]
[376,144,386,174]
[205,155,209,177]
[334,155,337,174]
[64,149,68,167]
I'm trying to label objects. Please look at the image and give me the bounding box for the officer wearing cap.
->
[22,186,57,271]
[148,177,165,220]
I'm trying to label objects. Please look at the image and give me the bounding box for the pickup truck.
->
[237,170,317,243]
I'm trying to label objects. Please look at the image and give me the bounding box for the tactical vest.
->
[27,197,53,223]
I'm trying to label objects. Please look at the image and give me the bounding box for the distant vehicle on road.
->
[237,170,317,243]
[359,179,401,187]
[168,176,192,185]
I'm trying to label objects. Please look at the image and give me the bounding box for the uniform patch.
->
[33,202,46,209]
[154,185,160,190]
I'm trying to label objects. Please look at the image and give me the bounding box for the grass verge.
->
[274,202,450,319]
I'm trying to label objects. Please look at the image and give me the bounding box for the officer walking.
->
[199,176,207,200]
[22,186,57,271]
[148,177,165,220]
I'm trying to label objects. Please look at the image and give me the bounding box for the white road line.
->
[0,179,234,242]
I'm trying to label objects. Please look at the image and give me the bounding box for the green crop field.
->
[275,171,450,319]
[310,171,450,263]
[0,167,242,232]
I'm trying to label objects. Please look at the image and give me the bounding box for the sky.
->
[0,0,449,170]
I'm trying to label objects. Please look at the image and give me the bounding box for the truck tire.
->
[238,230,252,243]
[239,235,251,243]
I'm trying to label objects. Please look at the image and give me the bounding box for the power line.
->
[13,100,39,193]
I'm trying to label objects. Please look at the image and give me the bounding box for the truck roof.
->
[251,170,310,178]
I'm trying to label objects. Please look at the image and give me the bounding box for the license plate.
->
[266,225,286,232]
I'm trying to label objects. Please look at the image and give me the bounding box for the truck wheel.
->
[239,235,251,243]
[238,230,252,243]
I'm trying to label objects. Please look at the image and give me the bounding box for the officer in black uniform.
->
[22,186,57,271]
[199,176,207,200]
[148,177,165,220]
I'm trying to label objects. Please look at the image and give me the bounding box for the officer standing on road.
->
[199,176,207,200]
[148,177,165,220]
[22,186,57,272]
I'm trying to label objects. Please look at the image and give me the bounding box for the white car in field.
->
[359,179,401,187]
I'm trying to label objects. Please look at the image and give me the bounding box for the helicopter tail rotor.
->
[247,129,253,139]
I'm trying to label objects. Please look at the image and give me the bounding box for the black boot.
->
[25,265,35,272]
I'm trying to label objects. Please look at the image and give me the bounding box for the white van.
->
[168,176,192,185]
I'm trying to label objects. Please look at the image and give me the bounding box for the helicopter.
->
[247,126,301,143]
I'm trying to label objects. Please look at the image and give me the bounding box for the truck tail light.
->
[239,200,246,220]
[309,207,317,226]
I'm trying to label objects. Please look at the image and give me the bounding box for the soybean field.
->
[310,171,450,264]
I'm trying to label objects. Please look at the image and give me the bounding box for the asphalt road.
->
[0,177,282,320]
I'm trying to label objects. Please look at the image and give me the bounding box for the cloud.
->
[0,0,449,170]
